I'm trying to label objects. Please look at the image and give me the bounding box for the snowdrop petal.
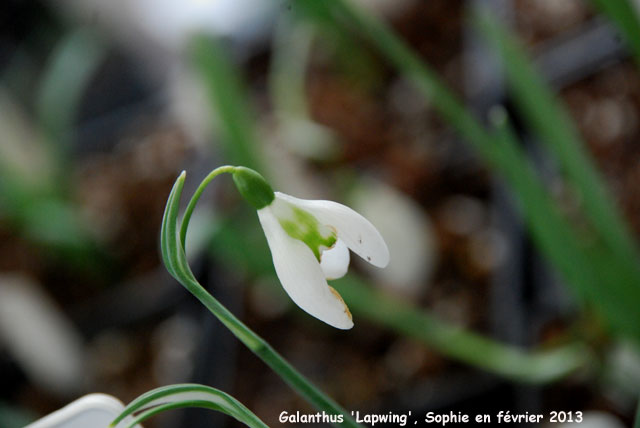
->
[320,239,350,280]
[275,192,390,268]
[258,207,353,329]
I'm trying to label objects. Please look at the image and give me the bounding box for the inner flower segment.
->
[277,205,337,261]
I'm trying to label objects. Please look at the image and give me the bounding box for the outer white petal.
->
[320,239,350,280]
[275,192,390,268]
[257,207,353,329]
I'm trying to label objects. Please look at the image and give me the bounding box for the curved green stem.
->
[179,165,236,247]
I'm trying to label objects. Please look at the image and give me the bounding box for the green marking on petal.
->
[279,206,337,260]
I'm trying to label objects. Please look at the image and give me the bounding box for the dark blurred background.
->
[1,0,640,427]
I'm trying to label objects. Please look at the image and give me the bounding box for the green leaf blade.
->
[475,10,639,262]
[111,384,269,428]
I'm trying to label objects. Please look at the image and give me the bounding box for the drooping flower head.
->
[233,167,389,329]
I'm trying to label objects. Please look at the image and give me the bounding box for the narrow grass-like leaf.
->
[334,275,589,383]
[270,15,314,118]
[111,384,269,428]
[293,0,500,166]
[300,0,637,261]
[36,30,105,169]
[488,108,596,302]
[160,171,186,278]
[190,35,262,171]
[123,403,236,428]
[475,10,638,262]
[476,11,640,339]
[0,93,107,271]
[489,108,640,340]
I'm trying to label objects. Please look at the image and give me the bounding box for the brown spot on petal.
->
[329,286,352,321]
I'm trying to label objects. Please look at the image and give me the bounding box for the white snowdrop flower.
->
[258,192,390,329]
[232,167,389,329]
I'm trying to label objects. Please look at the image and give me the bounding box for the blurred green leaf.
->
[0,30,108,271]
[190,35,262,171]
[476,11,640,341]
[270,15,314,118]
[0,91,104,268]
[0,91,56,195]
[589,0,640,67]
[290,1,380,90]
[294,0,501,166]
[335,275,589,383]
[37,29,105,170]
[475,10,638,262]
[209,209,274,277]
[489,107,640,341]
[269,16,339,160]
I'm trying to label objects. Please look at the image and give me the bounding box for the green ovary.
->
[279,206,336,260]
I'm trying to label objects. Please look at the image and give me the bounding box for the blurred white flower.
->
[0,275,85,396]
[258,192,389,329]
[133,0,278,50]
[352,180,435,297]
[53,0,278,55]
